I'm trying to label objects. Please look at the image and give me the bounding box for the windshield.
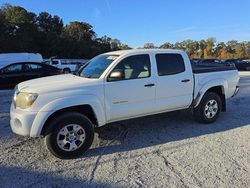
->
[78,54,119,78]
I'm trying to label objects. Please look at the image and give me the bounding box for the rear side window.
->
[24,64,43,71]
[156,54,185,76]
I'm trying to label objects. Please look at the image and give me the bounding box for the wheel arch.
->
[63,67,71,73]
[193,79,228,112]
[41,104,98,136]
[29,95,106,137]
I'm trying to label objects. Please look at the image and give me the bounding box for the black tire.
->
[45,112,94,159]
[63,68,71,74]
[194,92,222,124]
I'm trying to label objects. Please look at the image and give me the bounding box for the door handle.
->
[181,79,190,83]
[144,83,155,87]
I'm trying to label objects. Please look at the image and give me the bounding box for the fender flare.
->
[193,78,228,108]
[30,94,106,137]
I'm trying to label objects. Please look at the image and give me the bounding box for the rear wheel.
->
[45,112,94,159]
[63,68,71,74]
[194,92,222,123]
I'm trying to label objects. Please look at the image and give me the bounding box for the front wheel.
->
[45,112,94,159]
[194,92,222,124]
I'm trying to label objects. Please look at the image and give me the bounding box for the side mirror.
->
[107,70,124,82]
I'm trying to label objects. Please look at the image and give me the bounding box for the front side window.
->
[79,54,119,78]
[156,54,185,76]
[1,64,22,73]
[110,54,151,80]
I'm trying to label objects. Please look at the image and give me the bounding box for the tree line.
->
[0,4,250,60]
[143,38,250,59]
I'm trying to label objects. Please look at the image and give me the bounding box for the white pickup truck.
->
[43,59,86,73]
[10,49,240,159]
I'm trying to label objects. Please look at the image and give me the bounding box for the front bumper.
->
[10,104,38,137]
[232,86,239,97]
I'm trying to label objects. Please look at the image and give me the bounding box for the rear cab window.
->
[155,53,185,76]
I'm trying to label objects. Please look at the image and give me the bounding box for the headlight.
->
[15,92,38,109]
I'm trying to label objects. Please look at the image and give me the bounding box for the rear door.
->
[22,63,44,80]
[154,53,193,111]
[105,54,156,122]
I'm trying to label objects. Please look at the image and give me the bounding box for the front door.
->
[105,54,156,122]
[0,63,24,88]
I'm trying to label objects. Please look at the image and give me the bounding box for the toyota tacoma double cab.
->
[10,49,240,159]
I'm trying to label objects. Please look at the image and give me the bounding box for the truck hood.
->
[17,74,101,93]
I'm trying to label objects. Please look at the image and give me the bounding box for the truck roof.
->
[105,49,185,56]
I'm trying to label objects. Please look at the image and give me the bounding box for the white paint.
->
[10,49,240,137]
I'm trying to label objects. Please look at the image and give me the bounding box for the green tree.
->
[36,12,63,34]
[184,40,199,58]
[234,44,246,59]
[100,35,112,44]
[1,4,37,52]
[36,12,63,58]
[99,36,130,50]
[143,43,156,49]
[217,45,231,59]
[110,39,121,50]
[173,42,185,50]
[0,9,8,52]
[226,40,238,54]
[119,44,131,50]
[203,38,216,58]
[62,21,96,41]
[61,22,95,58]
[197,40,207,58]
[244,42,250,58]
[159,42,173,49]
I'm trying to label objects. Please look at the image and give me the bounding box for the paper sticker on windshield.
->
[107,55,118,61]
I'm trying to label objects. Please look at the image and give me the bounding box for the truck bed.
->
[192,63,236,73]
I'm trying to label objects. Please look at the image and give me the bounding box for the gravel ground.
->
[0,72,249,188]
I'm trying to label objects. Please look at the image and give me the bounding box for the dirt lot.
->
[0,72,249,188]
